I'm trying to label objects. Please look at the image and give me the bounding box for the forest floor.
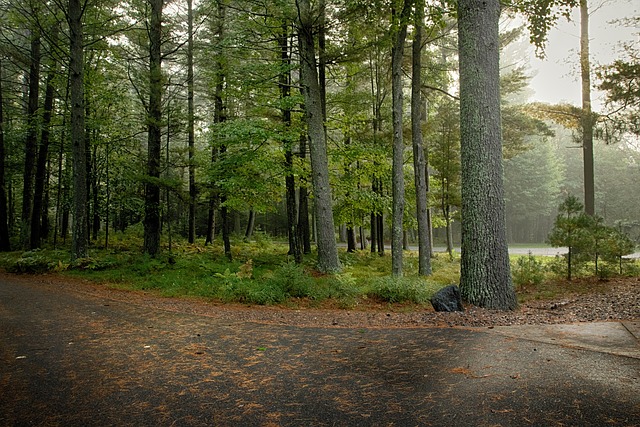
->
[1,272,638,426]
[1,272,639,426]
[6,272,636,329]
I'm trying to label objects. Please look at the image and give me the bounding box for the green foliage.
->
[5,250,71,274]
[367,276,436,304]
[264,262,314,299]
[511,252,546,288]
[508,0,579,57]
[8,252,56,274]
[548,196,636,280]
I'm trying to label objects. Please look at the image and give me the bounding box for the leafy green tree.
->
[429,97,460,258]
[390,0,412,276]
[69,0,89,260]
[600,224,636,275]
[548,195,593,280]
[597,16,640,139]
[411,0,431,275]
[143,0,164,256]
[297,0,340,273]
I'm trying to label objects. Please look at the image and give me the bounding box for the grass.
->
[0,234,636,310]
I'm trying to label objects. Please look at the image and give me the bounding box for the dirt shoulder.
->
[2,272,637,329]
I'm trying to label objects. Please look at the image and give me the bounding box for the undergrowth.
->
[0,234,636,308]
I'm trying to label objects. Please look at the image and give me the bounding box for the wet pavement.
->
[1,275,639,426]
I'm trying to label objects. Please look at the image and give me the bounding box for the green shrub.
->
[324,273,361,307]
[512,252,545,288]
[72,257,117,271]
[8,254,53,273]
[368,276,432,304]
[5,250,70,274]
[265,262,313,298]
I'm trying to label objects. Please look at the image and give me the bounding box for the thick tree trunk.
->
[458,0,517,310]
[580,0,595,216]
[187,0,196,243]
[69,0,88,259]
[21,33,41,249]
[297,0,340,273]
[390,0,411,276]
[411,0,431,275]
[144,0,163,256]
[0,58,10,251]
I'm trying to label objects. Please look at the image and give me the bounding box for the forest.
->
[0,0,639,309]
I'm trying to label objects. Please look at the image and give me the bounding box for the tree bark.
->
[144,0,163,256]
[244,209,255,242]
[69,0,88,259]
[280,21,301,263]
[391,0,411,276]
[411,0,432,275]
[297,0,340,273]
[458,0,517,310]
[30,44,58,249]
[206,0,226,247]
[0,58,10,251]
[580,0,595,216]
[187,0,196,243]
[297,134,311,254]
[21,33,41,250]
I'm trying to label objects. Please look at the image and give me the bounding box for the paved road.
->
[1,275,639,426]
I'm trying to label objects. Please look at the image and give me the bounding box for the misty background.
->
[498,0,640,244]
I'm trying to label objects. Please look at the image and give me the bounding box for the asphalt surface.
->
[1,275,639,426]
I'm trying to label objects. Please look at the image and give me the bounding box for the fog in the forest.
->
[500,0,640,244]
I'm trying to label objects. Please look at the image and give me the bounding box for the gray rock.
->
[430,285,464,312]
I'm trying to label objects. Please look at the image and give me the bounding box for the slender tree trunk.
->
[580,0,595,216]
[205,191,216,244]
[244,209,255,242]
[69,0,88,259]
[280,21,301,263]
[206,0,226,247]
[91,144,100,241]
[297,0,340,273]
[346,227,356,252]
[30,48,57,249]
[105,146,110,249]
[376,207,384,254]
[53,98,67,249]
[0,58,10,251]
[187,0,196,243]
[144,0,163,256]
[297,125,311,253]
[391,0,411,276]
[21,33,41,249]
[221,199,231,260]
[412,0,431,275]
[85,104,92,240]
[458,0,517,310]
[370,211,377,254]
[165,108,172,252]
